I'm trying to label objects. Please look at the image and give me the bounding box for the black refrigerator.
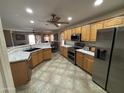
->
[92,27,124,93]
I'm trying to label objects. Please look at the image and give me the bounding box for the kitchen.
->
[0,0,124,93]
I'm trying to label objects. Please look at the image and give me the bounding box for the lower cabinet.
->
[76,52,84,68]
[10,60,32,87]
[31,48,52,68]
[60,46,68,58]
[31,51,38,67]
[38,49,43,63]
[43,48,52,60]
[76,51,94,74]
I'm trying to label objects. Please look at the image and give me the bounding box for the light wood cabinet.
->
[60,46,68,58]
[84,55,94,74]
[76,51,94,74]
[31,52,38,67]
[90,21,103,41]
[31,49,51,68]
[104,17,123,28]
[75,27,81,34]
[10,60,31,87]
[43,48,52,60]
[38,49,43,63]
[76,52,84,68]
[71,28,76,34]
[81,25,90,41]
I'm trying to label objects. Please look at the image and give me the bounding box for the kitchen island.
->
[8,43,52,87]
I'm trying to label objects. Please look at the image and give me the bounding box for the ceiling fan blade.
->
[53,23,59,27]
[55,21,69,24]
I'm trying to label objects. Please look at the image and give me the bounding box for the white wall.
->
[0,18,15,93]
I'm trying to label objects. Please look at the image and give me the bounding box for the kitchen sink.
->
[24,48,41,52]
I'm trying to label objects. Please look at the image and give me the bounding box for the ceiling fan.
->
[46,14,69,27]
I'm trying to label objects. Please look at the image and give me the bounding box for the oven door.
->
[68,49,75,64]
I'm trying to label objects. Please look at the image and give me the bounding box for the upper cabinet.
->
[64,30,68,40]
[90,21,103,41]
[104,17,123,28]
[75,27,81,34]
[62,16,124,42]
[63,29,72,41]
[71,28,76,34]
[81,25,90,41]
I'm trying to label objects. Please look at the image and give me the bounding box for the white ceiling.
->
[0,0,124,32]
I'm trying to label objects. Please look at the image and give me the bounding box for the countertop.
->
[76,49,95,56]
[8,51,31,63]
[61,45,72,48]
[8,46,51,63]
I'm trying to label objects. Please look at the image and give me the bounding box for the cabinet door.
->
[31,52,38,67]
[81,25,90,41]
[104,17,123,28]
[10,61,29,87]
[90,21,103,41]
[43,49,52,60]
[84,55,94,74]
[71,28,76,34]
[38,50,43,63]
[86,57,94,74]
[76,52,84,69]
[27,57,32,80]
[75,27,81,34]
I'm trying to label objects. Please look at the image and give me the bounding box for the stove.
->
[68,42,85,64]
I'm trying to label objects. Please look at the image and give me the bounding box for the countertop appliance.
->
[92,27,124,93]
[71,34,81,41]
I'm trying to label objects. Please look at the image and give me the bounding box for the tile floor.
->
[16,53,106,93]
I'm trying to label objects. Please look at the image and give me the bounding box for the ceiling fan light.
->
[30,20,34,23]
[68,17,72,21]
[26,8,33,14]
[58,24,61,26]
[94,0,103,6]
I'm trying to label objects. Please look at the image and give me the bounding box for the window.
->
[44,35,49,42]
[28,34,35,45]
[50,34,54,41]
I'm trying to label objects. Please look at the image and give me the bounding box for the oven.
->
[68,47,76,64]
[67,42,85,64]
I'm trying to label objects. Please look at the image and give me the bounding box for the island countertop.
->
[8,43,51,63]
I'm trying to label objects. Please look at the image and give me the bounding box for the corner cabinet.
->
[103,17,123,28]
[76,51,94,75]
